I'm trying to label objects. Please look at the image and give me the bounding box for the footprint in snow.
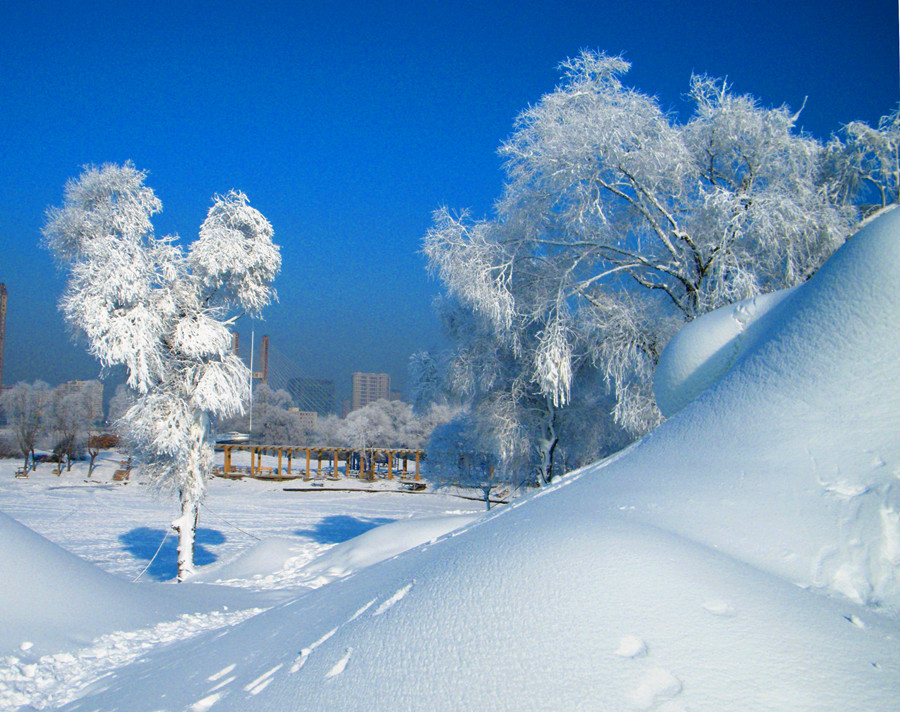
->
[290,628,338,673]
[614,635,648,658]
[190,692,222,712]
[626,667,683,710]
[326,648,353,679]
[244,663,283,696]
[373,583,413,616]
[702,599,736,617]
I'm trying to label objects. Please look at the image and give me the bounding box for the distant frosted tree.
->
[426,414,500,510]
[49,386,91,473]
[0,381,50,473]
[408,350,447,414]
[313,413,344,446]
[251,384,303,444]
[43,162,280,581]
[425,50,881,460]
[825,107,900,211]
[107,383,133,427]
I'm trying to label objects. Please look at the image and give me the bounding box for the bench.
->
[15,467,27,479]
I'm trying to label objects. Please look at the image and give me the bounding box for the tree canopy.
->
[424,51,898,483]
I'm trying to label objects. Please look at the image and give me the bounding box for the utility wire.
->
[200,502,262,541]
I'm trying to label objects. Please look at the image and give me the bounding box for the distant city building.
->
[286,377,335,416]
[351,372,391,412]
[289,408,318,431]
[58,380,104,424]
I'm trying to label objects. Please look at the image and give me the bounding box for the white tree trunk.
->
[172,492,199,582]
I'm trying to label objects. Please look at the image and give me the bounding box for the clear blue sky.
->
[1,0,897,404]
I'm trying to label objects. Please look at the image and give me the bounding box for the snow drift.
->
[652,286,797,416]
[0,512,264,658]
[59,208,900,710]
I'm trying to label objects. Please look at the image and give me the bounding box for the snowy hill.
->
[14,207,900,710]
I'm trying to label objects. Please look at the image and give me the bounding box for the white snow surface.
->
[3,207,900,710]
[189,514,478,590]
[653,286,797,416]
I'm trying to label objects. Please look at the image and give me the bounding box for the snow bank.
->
[0,511,178,655]
[608,206,900,608]
[653,287,797,416]
[189,515,477,590]
[294,514,479,587]
[0,511,264,657]
[57,208,900,710]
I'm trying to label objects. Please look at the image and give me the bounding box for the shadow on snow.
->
[294,515,396,544]
[119,527,226,581]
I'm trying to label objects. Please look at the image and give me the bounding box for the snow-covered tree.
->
[43,162,280,581]
[408,350,448,414]
[79,382,106,477]
[108,383,133,425]
[250,384,303,444]
[426,414,499,510]
[826,107,900,212]
[49,386,92,473]
[0,381,50,473]
[425,51,889,462]
[313,413,345,446]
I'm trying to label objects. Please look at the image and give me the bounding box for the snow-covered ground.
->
[0,459,482,710]
[3,207,900,711]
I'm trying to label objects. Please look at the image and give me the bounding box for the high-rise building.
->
[351,372,391,411]
[289,409,318,431]
[287,377,335,416]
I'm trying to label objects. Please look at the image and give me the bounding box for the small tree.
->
[0,381,50,473]
[43,163,280,581]
[49,387,89,473]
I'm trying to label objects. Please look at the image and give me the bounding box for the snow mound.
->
[189,537,313,584]
[653,287,796,416]
[0,511,177,655]
[60,208,900,710]
[295,514,479,587]
[190,515,477,590]
[0,512,265,658]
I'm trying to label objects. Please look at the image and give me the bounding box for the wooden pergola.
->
[216,444,423,482]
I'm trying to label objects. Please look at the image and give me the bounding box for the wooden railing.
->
[215,444,423,482]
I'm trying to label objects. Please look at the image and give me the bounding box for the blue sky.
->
[1,0,897,404]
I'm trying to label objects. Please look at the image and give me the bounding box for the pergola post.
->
[387,451,393,480]
[224,446,232,475]
[415,450,420,481]
[305,448,311,480]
